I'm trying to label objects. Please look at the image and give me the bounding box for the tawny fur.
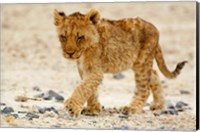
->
[54,9,187,117]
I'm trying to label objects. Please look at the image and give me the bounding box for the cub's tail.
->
[155,45,187,79]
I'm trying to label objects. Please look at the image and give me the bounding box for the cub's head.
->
[54,9,100,59]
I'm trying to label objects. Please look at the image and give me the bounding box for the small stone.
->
[38,107,46,114]
[166,101,175,109]
[161,80,166,84]
[0,103,6,106]
[34,93,44,98]
[25,112,39,120]
[157,126,165,130]
[175,101,188,109]
[11,114,19,118]
[33,86,41,91]
[43,93,52,100]
[55,95,64,102]
[160,109,178,115]
[1,107,14,114]
[113,73,125,80]
[122,126,129,130]
[180,90,190,95]
[119,114,129,118]
[51,125,60,128]
[153,113,160,116]
[89,120,97,123]
[43,90,64,102]
[18,111,27,114]
[50,107,59,115]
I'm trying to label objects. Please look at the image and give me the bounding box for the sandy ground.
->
[0,2,196,130]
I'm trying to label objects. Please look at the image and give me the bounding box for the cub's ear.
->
[85,9,100,24]
[54,9,65,27]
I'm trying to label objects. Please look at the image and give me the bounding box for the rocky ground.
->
[0,2,196,130]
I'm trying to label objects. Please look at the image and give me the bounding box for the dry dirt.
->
[0,2,196,130]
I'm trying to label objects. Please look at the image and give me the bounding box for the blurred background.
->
[0,2,196,128]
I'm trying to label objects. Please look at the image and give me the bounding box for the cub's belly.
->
[101,57,135,74]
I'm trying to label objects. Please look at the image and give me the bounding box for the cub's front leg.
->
[64,71,103,117]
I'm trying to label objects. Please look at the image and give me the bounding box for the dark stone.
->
[42,90,64,102]
[51,125,60,128]
[50,107,59,114]
[43,93,53,100]
[113,73,125,80]
[11,114,19,118]
[37,107,59,115]
[157,126,165,130]
[175,101,188,109]
[161,80,166,84]
[32,86,41,91]
[0,103,6,106]
[166,101,175,109]
[89,120,97,123]
[25,112,39,120]
[55,95,64,102]
[153,113,160,116]
[180,90,190,94]
[1,107,14,114]
[38,107,46,114]
[160,109,178,115]
[122,126,129,130]
[18,111,27,114]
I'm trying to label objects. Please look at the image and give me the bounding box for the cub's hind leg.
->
[81,92,102,116]
[121,60,153,115]
[149,70,165,110]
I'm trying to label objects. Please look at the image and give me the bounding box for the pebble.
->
[160,109,178,115]
[32,86,41,91]
[1,107,14,114]
[156,126,165,130]
[55,95,64,102]
[11,114,19,118]
[0,103,6,106]
[18,111,28,114]
[180,90,190,95]
[25,112,39,120]
[166,101,175,109]
[34,93,44,98]
[113,73,125,80]
[89,120,97,123]
[119,114,129,118]
[38,107,46,114]
[175,101,188,109]
[38,107,59,114]
[43,90,64,102]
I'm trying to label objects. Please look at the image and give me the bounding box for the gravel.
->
[1,107,14,114]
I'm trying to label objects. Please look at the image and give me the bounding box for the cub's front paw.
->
[119,106,141,115]
[81,103,102,116]
[64,98,83,117]
[150,102,165,111]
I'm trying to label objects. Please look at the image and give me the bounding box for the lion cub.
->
[54,9,187,117]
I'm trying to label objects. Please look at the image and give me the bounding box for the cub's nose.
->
[66,50,75,56]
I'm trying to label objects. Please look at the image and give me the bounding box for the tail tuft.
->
[172,61,188,77]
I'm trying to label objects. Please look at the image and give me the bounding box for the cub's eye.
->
[76,35,85,44]
[59,35,67,42]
